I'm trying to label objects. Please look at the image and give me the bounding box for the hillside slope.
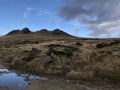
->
[0,28,76,43]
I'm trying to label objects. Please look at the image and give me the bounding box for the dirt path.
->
[23,79,89,90]
[23,79,120,90]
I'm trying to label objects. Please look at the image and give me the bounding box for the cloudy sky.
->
[0,0,120,38]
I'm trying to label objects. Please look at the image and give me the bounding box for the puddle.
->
[0,69,94,90]
[0,68,40,89]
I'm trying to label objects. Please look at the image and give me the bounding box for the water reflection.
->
[0,69,39,89]
[0,69,10,75]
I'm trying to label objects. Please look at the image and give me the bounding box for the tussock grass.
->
[0,38,120,82]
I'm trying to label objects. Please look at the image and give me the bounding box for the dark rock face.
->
[36,29,50,33]
[6,28,71,37]
[52,29,68,35]
[39,29,48,32]
[7,30,21,35]
[21,28,31,34]
[6,28,31,35]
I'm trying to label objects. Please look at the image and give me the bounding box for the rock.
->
[21,28,31,34]
[39,29,48,32]
[6,28,31,35]
[52,29,68,35]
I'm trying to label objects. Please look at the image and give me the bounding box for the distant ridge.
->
[6,28,70,36]
[1,27,76,42]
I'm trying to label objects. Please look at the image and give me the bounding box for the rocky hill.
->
[6,28,31,35]
[1,28,76,44]
[6,28,71,36]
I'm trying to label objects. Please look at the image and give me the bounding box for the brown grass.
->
[0,34,120,82]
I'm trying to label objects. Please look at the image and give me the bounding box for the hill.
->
[0,28,76,44]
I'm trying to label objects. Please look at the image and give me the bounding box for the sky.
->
[0,0,120,38]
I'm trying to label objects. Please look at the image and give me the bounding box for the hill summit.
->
[2,27,75,42]
[6,28,69,36]
[6,27,31,35]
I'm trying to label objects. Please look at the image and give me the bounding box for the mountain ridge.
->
[6,28,70,36]
[0,28,77,43]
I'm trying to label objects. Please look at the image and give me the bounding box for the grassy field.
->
[0,30,120,82]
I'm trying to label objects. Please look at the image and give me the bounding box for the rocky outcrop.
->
[37,29,69,36]
[37,29,49,33]
[21,28,31,34]
[6,28,31,35]
[52,29,68,35]
[6,28,70,36]
[5,28,74,42]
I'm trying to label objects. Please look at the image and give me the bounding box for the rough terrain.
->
[0,28,120,90]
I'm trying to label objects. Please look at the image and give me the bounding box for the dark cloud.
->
[57,0,120,37]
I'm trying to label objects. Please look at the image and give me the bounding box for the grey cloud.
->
[58,0,120,37]
[88,20,120,37]
[58,0,120,23]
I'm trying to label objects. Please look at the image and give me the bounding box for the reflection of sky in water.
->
[0,69,39,89]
